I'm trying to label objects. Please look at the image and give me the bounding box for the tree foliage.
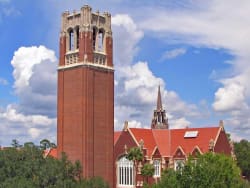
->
[141,163,154,187]
[0,140,109,188]
[234,139,250,181]
[154,153,247,188]
[141,163,154,178]
[126,147,143,162]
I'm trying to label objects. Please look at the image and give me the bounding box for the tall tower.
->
[57,5,114,187]
[151,86,169,129]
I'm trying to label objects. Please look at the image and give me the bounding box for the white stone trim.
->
[58,61,114,71]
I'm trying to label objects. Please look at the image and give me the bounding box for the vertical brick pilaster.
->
[106,36,113,67]
[79,31,93,62]
[59,36,66,66]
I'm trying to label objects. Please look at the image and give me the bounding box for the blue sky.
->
[0,0,250,146]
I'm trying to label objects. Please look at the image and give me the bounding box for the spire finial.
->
[157,85,162,110]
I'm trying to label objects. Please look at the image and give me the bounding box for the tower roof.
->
[151,85,168,129]
[157,85,162,110]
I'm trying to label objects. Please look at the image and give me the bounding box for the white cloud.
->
[229,132,243,142]
[0,46,57,146]
[10,46,57,117]
[137,0,250,136]
[169,117,191,129]
[11,46,56,93]
[1,105,54,126]
[112,14,203,131]
[0,105,56,145]
[0,78,8,85]
[213,82,247,112]
[28,128,42,139]
[112,14,144,67]
[160,48,186,61]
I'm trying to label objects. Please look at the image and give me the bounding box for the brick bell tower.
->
[57,5,114,187]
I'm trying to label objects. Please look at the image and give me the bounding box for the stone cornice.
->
[58,61,114,72]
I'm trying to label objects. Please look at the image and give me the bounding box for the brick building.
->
[55,5,233,188]
[57,5,114,188]
[114,86,233,188]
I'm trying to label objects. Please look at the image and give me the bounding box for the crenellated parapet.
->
[59,5,113,69]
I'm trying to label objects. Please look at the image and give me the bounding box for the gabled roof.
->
[152,129,171,157]
[170,127,220,155]
[115,126,222,158]
[129,128,156,157]
[114,131,121,145]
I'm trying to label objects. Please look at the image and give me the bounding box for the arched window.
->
[157,112,162,123]
[93,27,97,50]
[98,29,104,52]
[117,156,134,186]
[69,29,74,51]
[153,160,161,177]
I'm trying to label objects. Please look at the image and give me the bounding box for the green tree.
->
[77,177,109,188]
[126,147,143,162]
[11,139,22,148]
[141,163,154,186]
[126,147,144,186]
[234,139,250,181]
[152,169,179,188]
[154,153,246,188]
[0,139,109,188]
[39,138,55,150]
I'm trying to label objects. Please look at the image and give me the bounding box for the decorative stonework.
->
[65,51,79,65]
[139,139,144,150]
[123,121,129,131]
[209,139,215,152]
[60,4,112,69]
[151,86,169,129]
[93,52,106,65]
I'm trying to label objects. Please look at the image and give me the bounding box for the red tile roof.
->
[114,131,121,144]
[152,129,171,157]
[115,126,221,158]
[129,128,156,156]
[44,148,58,158]
[170,127,220,155]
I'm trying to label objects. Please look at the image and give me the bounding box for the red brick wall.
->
[79,31,93,62]
[114,130,138,187]
[106,36,113,67]
[59,36,66,66]
[214,129,232,155]
[114,130,138,160]
[58,66,114,187]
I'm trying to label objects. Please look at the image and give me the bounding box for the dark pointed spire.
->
[157,85,162,110]
[151,86,169,129]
